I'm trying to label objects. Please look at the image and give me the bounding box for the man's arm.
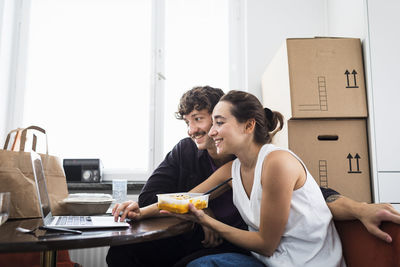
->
[326,193,400,243]
[139,150,180,206]
[139,138,200,206]
[319,187,340,200]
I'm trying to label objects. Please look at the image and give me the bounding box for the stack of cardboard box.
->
[261,37,371,203]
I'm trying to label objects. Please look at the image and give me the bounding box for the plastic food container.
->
[157,193,209,214]
[62,193,114,215]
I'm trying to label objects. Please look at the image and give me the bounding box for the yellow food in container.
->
[157,193,209,214]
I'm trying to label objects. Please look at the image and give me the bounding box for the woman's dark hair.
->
[220,90,284,144]
[175,86,224,120]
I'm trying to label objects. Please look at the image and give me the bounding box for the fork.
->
[16,226,79,237]
[16,227,37,234]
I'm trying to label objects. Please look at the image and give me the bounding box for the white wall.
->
[245,0,327,100]
[326,0,365,39]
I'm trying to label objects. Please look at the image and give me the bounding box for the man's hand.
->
[201,225,223,248]
[160,204,222,247]
[112,200,141,222]
[201,208,223,248]
[358,203,400,243]
[327,194,400,243]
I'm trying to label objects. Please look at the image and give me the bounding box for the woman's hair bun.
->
[264,107,274,122]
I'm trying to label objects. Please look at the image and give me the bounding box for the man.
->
[107,86,400,267]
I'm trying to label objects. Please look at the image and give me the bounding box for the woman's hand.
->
[160,203,206,224]
[112,200,141,222]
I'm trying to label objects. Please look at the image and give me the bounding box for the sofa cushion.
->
[335,220,400,267]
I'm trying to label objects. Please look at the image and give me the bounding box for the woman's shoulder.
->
[260,144,291,160]
[261,145,303,175]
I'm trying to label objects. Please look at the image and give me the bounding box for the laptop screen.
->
[31,152,52,220]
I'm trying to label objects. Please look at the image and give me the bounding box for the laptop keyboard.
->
[56,216,93,226]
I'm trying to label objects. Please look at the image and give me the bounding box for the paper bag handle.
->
[3,128,23,150]
[19,126,49,154]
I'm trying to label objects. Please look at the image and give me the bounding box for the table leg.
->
[40,250,57,267]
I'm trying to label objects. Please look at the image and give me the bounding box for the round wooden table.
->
[0,216,193,267]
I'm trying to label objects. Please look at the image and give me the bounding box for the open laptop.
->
[31,151,130,229]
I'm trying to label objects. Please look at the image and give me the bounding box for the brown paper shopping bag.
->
[0,126,69,219]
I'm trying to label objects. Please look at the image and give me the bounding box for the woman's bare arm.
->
[168,151,302,257]
[113,161,234,221]
[189,161,233,199]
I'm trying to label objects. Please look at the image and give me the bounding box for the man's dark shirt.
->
[139,137,339,229]
[139,138,246,229]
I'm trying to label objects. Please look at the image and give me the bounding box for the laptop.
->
[31,151,130,229]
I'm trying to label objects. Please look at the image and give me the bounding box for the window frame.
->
[6,0,245,181]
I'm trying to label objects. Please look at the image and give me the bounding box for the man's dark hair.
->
[175,86,224,120]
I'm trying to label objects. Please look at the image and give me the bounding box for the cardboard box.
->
[262,37,368,120]
[288,119,371,203]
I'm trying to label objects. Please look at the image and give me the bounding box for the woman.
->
[164,90,345,266]
[113,90,345,266]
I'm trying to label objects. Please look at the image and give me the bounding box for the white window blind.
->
[23,0,152,179]
[163,0,229,154]
[17,0,234,180]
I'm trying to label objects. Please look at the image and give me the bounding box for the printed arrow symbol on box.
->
[345,69,359,88]
[347,153,362,173]
[354,153,361,172]
[352,69,358,87]
[345,70,350,87]
[347,153,353,172]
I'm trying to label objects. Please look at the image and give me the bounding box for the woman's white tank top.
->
[231,144,346,267]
